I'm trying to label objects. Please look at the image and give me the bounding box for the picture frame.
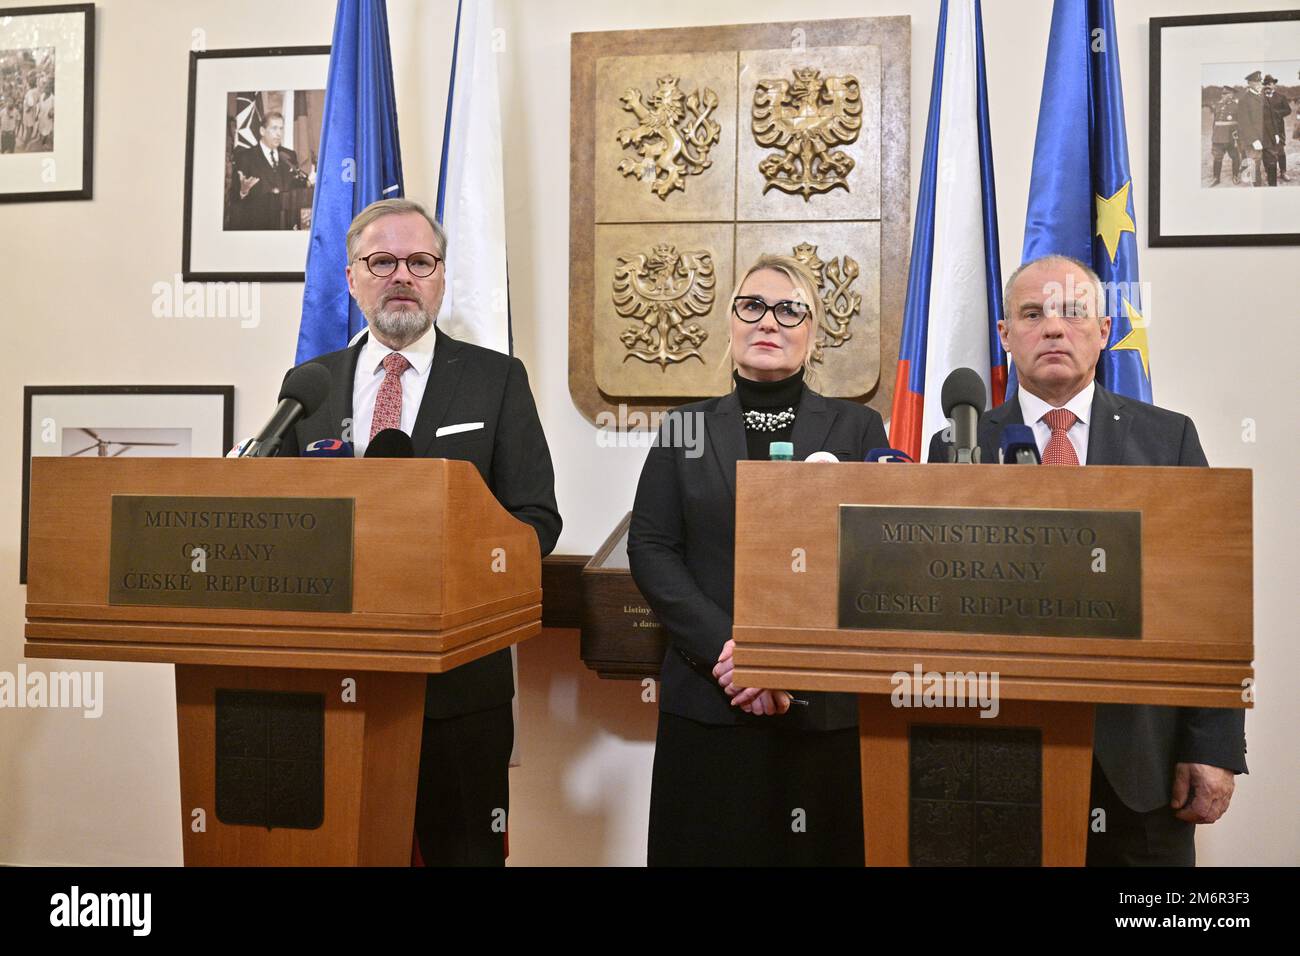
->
[1149,10,1300,246]
[20,385,235,583]
[182,46,330,281]
[0,2,95,202]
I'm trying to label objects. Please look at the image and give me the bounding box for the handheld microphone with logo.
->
[999,424,1040,464]
[364,428,414,458]
[304,438,354,458]
[940,367,987,463]
[226,437,255,458]
[241,363,332,458]
[865,447,915,463]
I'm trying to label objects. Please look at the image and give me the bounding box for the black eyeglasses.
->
[732,295,811,328]
[355,251,443,278]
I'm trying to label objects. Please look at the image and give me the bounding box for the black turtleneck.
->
[734,368,805,460]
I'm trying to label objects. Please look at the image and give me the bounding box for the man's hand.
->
[1171,762,1235,824]
[237,170,260,199]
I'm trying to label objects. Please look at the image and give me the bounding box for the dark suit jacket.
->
[628,387,888,730]
[277,327,562,718]
[230,144,305,229]
[1264,91,1291,144]
[928,383,1248,812]
[1235,90,1267,145]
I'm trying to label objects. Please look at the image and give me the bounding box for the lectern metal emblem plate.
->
[108,495,354,612]
[838,505,1142,638]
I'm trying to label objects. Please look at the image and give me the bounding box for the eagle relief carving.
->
[752,68,862,199]
[792,242,860,363]
[616,75,722,199]
[613,243,715,368]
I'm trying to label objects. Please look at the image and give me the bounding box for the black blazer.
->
[277,327,562,718]
[230,144,305,229]
[928,383,1248,812]
[628,386,888,730]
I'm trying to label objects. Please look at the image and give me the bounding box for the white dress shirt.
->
[1016,380,1094,464]
[351,324,437,457]
[261,143,280,168]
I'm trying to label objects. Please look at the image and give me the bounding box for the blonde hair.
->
[345,198,447,262]
[723,254,824,388]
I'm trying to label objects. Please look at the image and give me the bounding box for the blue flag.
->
[295,0,404,364]
[1022,0,1151,402]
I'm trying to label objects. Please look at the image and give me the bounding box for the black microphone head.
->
[941,367,987,417]
[365,428,414,458]
[280,362,332,417]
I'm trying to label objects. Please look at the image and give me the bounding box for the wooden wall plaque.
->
[570,17,911,424]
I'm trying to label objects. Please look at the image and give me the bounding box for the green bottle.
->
[768,441,794,461]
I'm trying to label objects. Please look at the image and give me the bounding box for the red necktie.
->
[1041,408,1079,466]
[370,352,411,440]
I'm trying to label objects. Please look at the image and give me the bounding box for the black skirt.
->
[648,710,864,867]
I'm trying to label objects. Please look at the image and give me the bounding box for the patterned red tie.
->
[370,352,411,440]
[1041,407,1080,466]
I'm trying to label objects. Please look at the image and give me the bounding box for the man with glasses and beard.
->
[274,198,562,865]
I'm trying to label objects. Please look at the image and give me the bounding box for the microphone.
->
[940,368,986,464]
[999,424,1040,464]
[226,437,255,458]
[365,428,414,458]
[304,438,354,458]
[865,447,914,463]
[242,363,332,458]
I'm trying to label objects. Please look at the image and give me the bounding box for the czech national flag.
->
[889,0,1006,462]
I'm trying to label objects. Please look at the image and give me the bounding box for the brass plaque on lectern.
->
[108,495,354,612]
[838,505,1142,638]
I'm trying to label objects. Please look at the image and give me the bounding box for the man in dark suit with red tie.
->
[275,198,561,865]
[229,111,310,230]
[929,254,1246,865]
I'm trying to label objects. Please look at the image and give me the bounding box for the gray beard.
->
[368,306,433,350]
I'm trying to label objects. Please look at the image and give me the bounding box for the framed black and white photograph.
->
[183,46,329,281]
[20,385,234,582]
[1150,10,1300,246]
[0,3,94,202]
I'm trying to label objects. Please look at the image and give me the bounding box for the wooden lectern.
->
[24,458,542,866]
[730,462,1253,866]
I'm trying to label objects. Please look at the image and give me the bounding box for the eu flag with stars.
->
[1022,0,1152,402]
[295,0,404,364]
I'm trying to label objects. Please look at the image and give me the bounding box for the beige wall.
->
[0,0,1294,866]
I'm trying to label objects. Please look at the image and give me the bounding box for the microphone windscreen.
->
[365,428,414,458]
[279,362,332,417]
[304,438,354,458]
[940,367,987,418]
